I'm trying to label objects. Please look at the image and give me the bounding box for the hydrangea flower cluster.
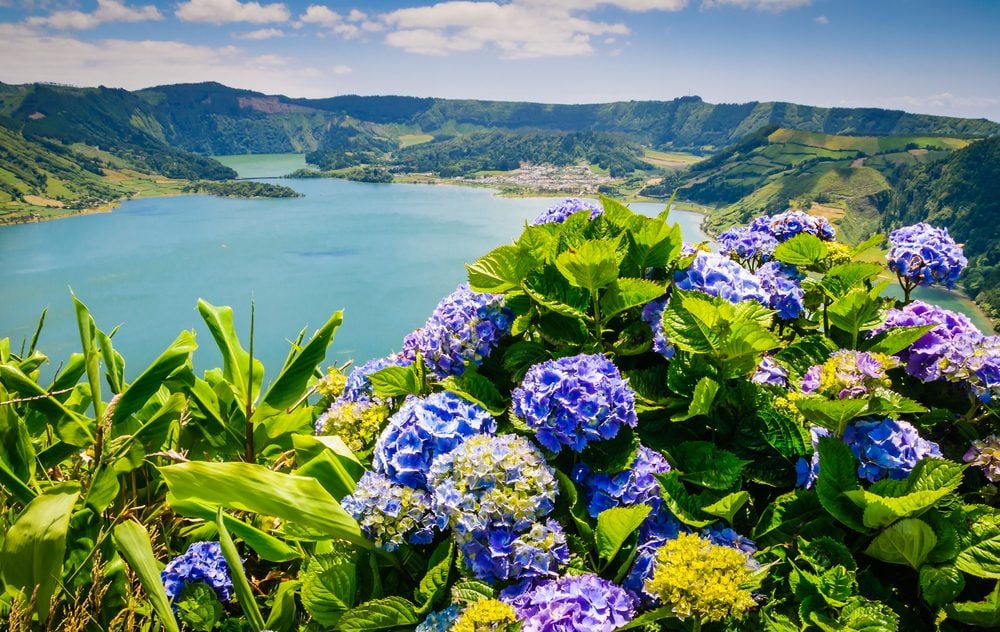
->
[644,532,758,623]
[507,574,636,632]
[161,541,233,603]
[702,524,758,557]
[340,471,436,551]
[801,350,899,399]
[958,337,1000,402]
[428,434,558,535]
[887,222,967,289]
[748,209,836,242]
[314,399,390,452]
[572,446,671,517]
[641,295,675,358]
[415,604,461,632]
[402,284,512,378]
[870,300,982,383]
[755,261,805,319]
[964,435,1000,483]
[843,418,943,482]
[752,356,789,387]
[452,599,518,632]
[428,433,564,581]
[674,251,769,306]
[457,519,569,583]
[372,392,495,489]
[531,198,602,225]
[718,226,779,263]
[511,353,638,452]
[795,426,831,489]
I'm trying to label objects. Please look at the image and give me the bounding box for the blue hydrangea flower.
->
[161,541,233,603]
[755,261,805,320]
[402,284,512,379]
[341,471,436,551]
[342,353,412,404]
[416,604,461,632]
[749,209,836,242]
[674,251,769,306]
[456,519,569,583]
[572,446,671,518]
[701,524,757,557]
[372,392,496,489]
[960,337,1000,402]
[507,573,636,632]
[843,418,943,482]
[511,353,638,453]
[752,356,789,387]
[795,426,831,489]
[718,226,779,263]
[887,223,967,289]
[428,433,558,536]
[531,198,602,225]
[641,296,675,359]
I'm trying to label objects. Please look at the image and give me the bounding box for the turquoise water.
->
[0,160,704,379]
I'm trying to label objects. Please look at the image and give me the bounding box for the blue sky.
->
[0,0,997,121]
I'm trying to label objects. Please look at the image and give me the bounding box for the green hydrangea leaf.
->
[865,518,937,569]
[596,505,652,562]
[554,239,620,292]
[336,596,419,632]
[920,564,965,609]
[176,582,222,632]
[774,233,829,267]
[301,551,358,626]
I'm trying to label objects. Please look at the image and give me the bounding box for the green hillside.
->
[657,126,974,244]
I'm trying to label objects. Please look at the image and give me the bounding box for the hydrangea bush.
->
[2,198,1000,632]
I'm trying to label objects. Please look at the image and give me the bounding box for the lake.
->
[0,154,704,379]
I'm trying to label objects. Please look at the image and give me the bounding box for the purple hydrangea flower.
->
[456,519,569,583]
[964,435,1000,483]
[752,356,789,387]
[572,446,671,518]
[641,296,675,359]
[428,434,558,536]
[795,426,832,489]
[416,605,461,632]
[531,198,602,225]
[718,226,779,262]
[953,336,1000,402]
[887,223,967,289]
[402,284,512,379]
[507,574,636,632]
[755,261,805,320]
[749,209,836,242]
[674,251,769,306]
[372,392,495,489]
[800,350,898,399]
[511,353,638,453]
[161,541,233,603]
[843,418,942,483]
[341,471,436,551]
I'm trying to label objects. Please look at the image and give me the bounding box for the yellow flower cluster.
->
[451,599,518,632]
[825,242,853,266]
[317,400,389,452]
[644,532,757,623]
[316,367,347,399]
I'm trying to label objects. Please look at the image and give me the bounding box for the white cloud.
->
[814,14,828,24]
[176,0,290,24]
[234,27,284,39]
[299,4,361,37]
[701,0,811,11]
[882,93,1000,112]
[380,1,635,59]
[331,64,352,74]
[27,0,162,30]
[0,23,343,96]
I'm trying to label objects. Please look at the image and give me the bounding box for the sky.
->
[0,0,998,121]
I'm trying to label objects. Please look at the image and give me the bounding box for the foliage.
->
[2,198,1000,632]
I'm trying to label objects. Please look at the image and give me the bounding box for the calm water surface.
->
[0,155,702,378]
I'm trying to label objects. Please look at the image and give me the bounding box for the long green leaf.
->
[113,520,180,632]
[0,483,80,622]
[217,507,266,631]
[160,461,370,548]
[257,310,343,418]
[0,363,94,445]
[197,299,264,407]
[112,331,197,425]
[72,292,104,421]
